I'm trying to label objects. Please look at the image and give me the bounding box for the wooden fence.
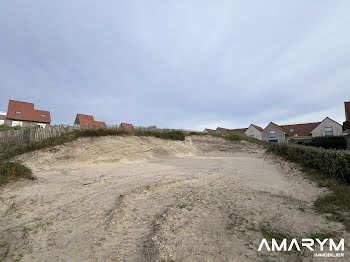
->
[0,125,76,149]
[0,124,198,151]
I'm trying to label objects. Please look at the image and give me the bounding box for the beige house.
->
[311,117,343,137]
[244,124,263,140]
[261,122,286,143]
[2,100,51,128]
[262,117,343,143]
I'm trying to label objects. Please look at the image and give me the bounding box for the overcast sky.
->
[1,1,349,130]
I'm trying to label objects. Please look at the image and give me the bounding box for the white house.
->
[311,117,343,137]
[261,117,343,143]
[245,124,263,140]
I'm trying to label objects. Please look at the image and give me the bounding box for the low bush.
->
[298,136,347,150]
[0,162,34,185]
[0,125,22,132]
[268,143,350,184]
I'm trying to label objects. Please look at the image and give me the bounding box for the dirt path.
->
[0,136,349,261]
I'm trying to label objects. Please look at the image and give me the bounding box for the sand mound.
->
[1,135,349,261]
[17,135,258,170]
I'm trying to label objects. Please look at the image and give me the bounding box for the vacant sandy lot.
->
[0,135,349,261]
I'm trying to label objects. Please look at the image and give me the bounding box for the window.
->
[249,132,254,137]
[15,111,22,115]
[84,123,89,126]
[325,127,333,136]
[290,129,294,132]
[269,130,276,138]
[100,125,104,128]
[40,114,46,118]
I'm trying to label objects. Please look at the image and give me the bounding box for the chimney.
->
[345,102,350,122]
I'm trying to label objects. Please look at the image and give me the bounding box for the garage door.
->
[268,139,278,143]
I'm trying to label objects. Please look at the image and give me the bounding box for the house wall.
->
[311,118,343,137]
[261,123,286,142]
[4,119,49,128]
[245,126,262,140]
[0,115,6,125]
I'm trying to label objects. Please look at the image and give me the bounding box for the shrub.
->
[0,125,22,132]
[0,162,34,185]
[268,143,350,184]
[298,136,347,150]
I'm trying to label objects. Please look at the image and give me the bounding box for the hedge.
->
[268,143,350,184]
[297,136,347,150]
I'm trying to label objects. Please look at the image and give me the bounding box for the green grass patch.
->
[0,162,34,185]
[298,206,305,212]
[0,124,22,132]
[267,143,350,232]
[177,203,187,209]
[259,225,289,243]
[298,167,350,232]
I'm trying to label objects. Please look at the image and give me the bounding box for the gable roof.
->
[309,117,342,134]
[265,122,286,133]
[216,127,247,133]
[249,124,263,132]
[216,127,231,133]
[120,123,134,130]
[280,122,320,137]
[230,128,248,133]
[204,128,215,133]
[94,121,107,129]
[6,100,51,123]
[75,114,107,129]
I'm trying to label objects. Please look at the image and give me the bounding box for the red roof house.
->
[230,128,248,133]
[74,114,107,129]
[216,127,247,133]
[120,123,134,130]
[94,121,107,129]
[280,122,321,138]
[204,128,215,133]
[215,127,232,133]
[6,100,51,123]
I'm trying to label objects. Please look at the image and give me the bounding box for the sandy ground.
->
[0,135,349,261]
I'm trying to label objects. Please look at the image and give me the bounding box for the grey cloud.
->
[0,0,349,129]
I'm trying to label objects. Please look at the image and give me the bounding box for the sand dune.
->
[0,135,348,261]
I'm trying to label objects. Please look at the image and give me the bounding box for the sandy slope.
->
[0,135,349,261]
